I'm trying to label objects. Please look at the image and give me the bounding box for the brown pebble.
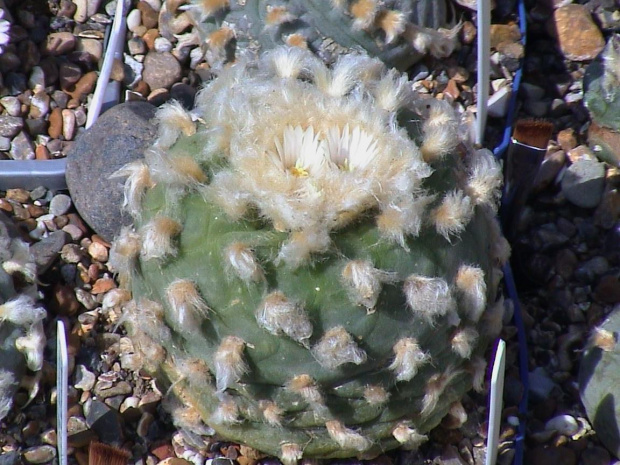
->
[6,188,31,203]
[443,79,460,101]
[110,58,125,82]
[35,144,51,160]
[51,283,82,315]
[551,4,605,61]
[142,28,159,49]
[0,199,13,213]
[88,241,109,262]
[490,23,521,48]
[460,20,477,45]
[557,128,577,152]
[137,1,159,29]
[67,71,98,101]
[48,107,63,139]
[157,459,193,465]
[27,204,46,218]
[133,80,151,97]
[151,442,175,461]
[92,276,116,294]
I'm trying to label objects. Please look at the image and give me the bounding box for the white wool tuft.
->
[259,400,284,427]
[392,423,428,450]
[389,338,430,382]
[210,394,240,425]
[110,160,154,219]
[454,265,487,322]
[214,336,247,393]
[363,385,390,405]
[15,320,46,371]
[224,242,264,283]
[139,216,182,261]
[286,374,324,407]
[256,291,313,346]
[403,275,455,323]
[450,327,479,359]
[276,229,331,269]
[280,443,303,465]
[155,100,197,148]
[469,356,487,393]
[312,326,367,369]
[341,260,397,309]
[2,238,36,283]
[421,367,462,417]
[325,420,372,452]
[0,295,45,327]
[465,148,503,209]
[165,279,210,330]
[431,190,474,241]
[373,69,410,112]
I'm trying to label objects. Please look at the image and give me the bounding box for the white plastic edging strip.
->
[486,339,506,465]
[56,320,69,465]
[476,0,491,146]
[85,0,127,129]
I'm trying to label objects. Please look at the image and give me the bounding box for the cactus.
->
[579,307,620,458]
[110,46,509,461]
[162,0,459,71]
[584,33,620,167]
[0,212,45,421]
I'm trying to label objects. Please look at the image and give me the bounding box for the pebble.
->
[67,71,98,101]
[124,54,144,87]
[127,9,142,32]
[142,52,182,90]
[23,445,57,464]
[59,61,83,89]
[74,364,97,391]
[0,115,24,137]
[545,414,579,436]
[65,101,158,241]
[154,36,173,53]
[62,109,77,140]
[561,159,606,209]
[85,399,125,444]
[29,90,50,119]
[31,230,71,273]
[73,0,89,22]
[28,66,46,89]
[76,37,103,62]
[43,32,77,55]
[138,1,159,29]
[0,96,22,116]
[50,194,73,216]
[10,131,36,160]
[0,136,11,151]
[551,5,605,61]
[88,241,109,262]
[128,37,147,55]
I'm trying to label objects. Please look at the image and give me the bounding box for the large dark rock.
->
[65,101,158,242]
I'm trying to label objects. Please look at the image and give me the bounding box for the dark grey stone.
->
[65,101,158,242]
[31,230,71,274]
[85,399,124,445]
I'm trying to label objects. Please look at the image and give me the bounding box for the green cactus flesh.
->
[579,308,620,459]
[113,47,508,461]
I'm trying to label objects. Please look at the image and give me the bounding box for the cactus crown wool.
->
[111,46,509,461]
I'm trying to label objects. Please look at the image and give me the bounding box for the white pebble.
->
[154,37,173,53]
[127,9,142,33]
[49,194,73,216]
[545,414,579,436]
[62,109,76,141]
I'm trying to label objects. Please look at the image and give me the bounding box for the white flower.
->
[323,124,379,171]
[270,126,326,177]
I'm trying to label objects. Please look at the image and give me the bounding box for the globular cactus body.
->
[112,47,508,460]
[164,0,459,71]
[579,308,620,458]
[0,213,45,420]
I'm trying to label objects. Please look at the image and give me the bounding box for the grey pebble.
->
[0,451,20,465]
[142,51,182,90]
[50,193,73,216]
[9,131,35,160]
[85,399,125,444]
[74,364,97,391]
[65,101,158,241]
[28,66,46,89]
[0,136,11,151]
[128,37,147,55]
[0,115,24,137]
[22,445,57,464]
[528,367,557,402]
[561,159,606,208]
[0,96,22,116]
[31,230,71,274]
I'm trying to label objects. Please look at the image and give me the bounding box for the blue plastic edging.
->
[491,1,529,465]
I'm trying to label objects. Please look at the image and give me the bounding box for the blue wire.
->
[490,1,529,464]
